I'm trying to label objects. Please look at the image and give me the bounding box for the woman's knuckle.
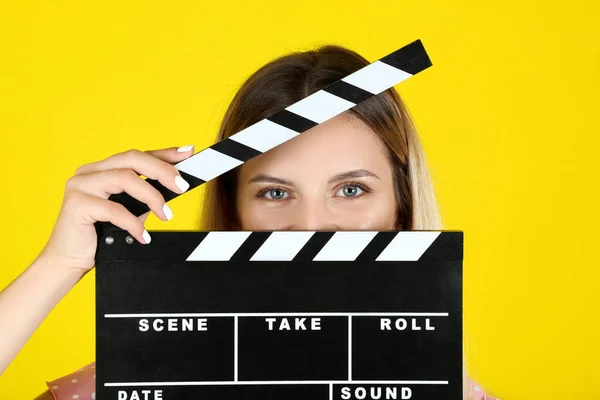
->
[122,149,142,160]
[74,163,92,175]
[65,175,79,191]
[115,168,135,181]
[63,190,84,206]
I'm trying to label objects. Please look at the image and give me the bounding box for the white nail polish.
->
[162,203,173,221]
[174,175,190,192]
[142,230,151,244]
[177,145,194,153]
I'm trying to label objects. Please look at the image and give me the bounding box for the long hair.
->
[201,45,442,230]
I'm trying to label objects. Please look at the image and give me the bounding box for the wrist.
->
[33,250,89,282]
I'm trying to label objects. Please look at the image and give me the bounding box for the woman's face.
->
[235,112,398,230]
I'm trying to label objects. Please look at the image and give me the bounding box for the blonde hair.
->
[401,104,442,229]
[201,45,441,231]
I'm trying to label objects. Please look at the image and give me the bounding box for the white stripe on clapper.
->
[342,60,412,95]
[313,232,378,261]
[186,232,252,261]
[285,90,356,123]
[229,119,300,153]
[376,232,441,262]
[176,148,243,182]
[250,231,315,261]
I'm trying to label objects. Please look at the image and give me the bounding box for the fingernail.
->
[142,230,152,244]
[174,175,190,192]
[162,203,173,221]
[177,145,194,153]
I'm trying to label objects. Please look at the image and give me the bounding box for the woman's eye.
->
[263,188,290,200]
[336,185,364,198]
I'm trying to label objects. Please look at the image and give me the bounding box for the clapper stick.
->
[105,39,432,218]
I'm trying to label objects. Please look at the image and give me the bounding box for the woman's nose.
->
[288,203,338,231]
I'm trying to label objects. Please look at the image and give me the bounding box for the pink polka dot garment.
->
[466,375,500,400]
[47,361,499,399]
[46,362,96,400]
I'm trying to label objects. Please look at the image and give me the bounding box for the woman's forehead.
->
[237,113,392,181]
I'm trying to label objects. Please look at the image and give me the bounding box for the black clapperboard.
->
[95,40,464,400]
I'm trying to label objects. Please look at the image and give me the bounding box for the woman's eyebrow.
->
[328,169,380,184]
[247,173,295,186]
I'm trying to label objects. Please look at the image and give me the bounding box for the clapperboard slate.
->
[95,40,465,400]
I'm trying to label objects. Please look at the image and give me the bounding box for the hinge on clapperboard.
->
[93,39,434,252]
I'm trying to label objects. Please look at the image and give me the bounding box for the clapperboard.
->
[95,39,464,400]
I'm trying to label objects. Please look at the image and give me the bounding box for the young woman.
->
[0,45,499,400]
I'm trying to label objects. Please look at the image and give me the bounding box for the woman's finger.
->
[73,149,191,195]
[67,192,150,244]
[145,145,195,164]
[66,169,173,221]
[138,211,151,224]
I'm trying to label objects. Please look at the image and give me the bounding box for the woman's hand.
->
[39,146,194,272]
[0,145,195,375]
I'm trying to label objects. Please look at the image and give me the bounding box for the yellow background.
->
[1,1,599,398]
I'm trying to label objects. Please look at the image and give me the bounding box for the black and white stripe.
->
[185,231,442,262]
[108,40,432,217]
